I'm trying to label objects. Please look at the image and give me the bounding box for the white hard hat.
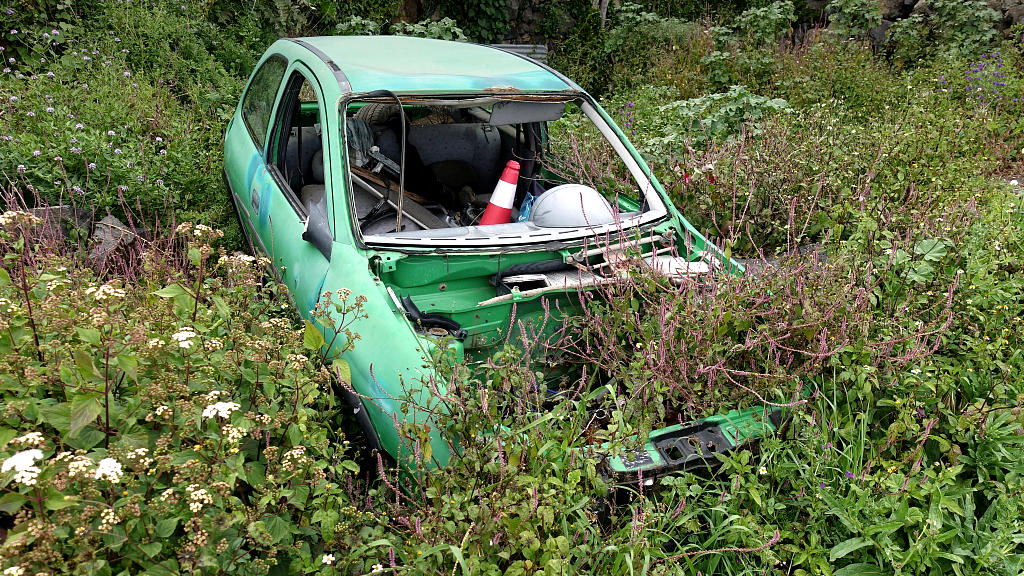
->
[529,184,617,228]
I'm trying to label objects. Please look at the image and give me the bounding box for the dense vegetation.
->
[2,1,1023,574]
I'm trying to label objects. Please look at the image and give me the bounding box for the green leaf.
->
[38,402,71,434]
[0,493,27,514]
[914,238,947,262]
[116,354,138,380]
[44,492,76,510]
[210,294,232,318]
[830,537,873,561]
[0,428,17,449]
[66,426,105,450]
[77,327,101,345]
[0,267,10,286]
[333,359,351,385]
[155,518,179,538]
[263,515,292,544]
[139,542,162,557]
[69,395,103,437]
[152,283,189,298]
[74,349,101,380]
[834,563,887,576]
[303,320,325,351]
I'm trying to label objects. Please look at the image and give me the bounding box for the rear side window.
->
[241,55,287,149]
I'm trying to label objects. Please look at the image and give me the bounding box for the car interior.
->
[275,91,664,246]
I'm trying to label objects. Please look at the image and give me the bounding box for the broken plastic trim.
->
[400,295,468,341]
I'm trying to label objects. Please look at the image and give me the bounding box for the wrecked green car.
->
[222,36,780,479]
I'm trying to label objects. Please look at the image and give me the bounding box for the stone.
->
[879,0,909,19]
[1009,4,1024,24]
[89,215,136,268]
[870,19,895,47]
[27,205,92,242]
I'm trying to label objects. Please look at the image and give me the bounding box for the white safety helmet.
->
[529,184,617,228]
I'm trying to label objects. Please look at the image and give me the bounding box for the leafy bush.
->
[732,0,796,47]
[335,15,383,36]
[653,85,791,148]
[391,17,468,42]
[888,0,1002,64]
[827,0,883,40]
[0,219,370,575]
[0,0,245,243]
[437,0,509,43]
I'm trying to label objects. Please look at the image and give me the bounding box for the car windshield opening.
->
[339,94,667,247]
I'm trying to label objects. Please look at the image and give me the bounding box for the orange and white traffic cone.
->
[479,160,520,226]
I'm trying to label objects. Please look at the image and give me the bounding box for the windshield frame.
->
[337,91,671,250]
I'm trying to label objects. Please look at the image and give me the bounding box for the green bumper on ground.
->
[608,406,784,476]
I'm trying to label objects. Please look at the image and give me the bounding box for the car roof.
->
[291,36,575,94]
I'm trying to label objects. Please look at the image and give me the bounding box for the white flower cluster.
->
[94,457,123,483]
[146,337,166,350]
[221,424,246,443]
[260,318,290,330]
[186,484,213,512]
[202,401,240,420]
[286,353,308,371]
[127,448,153,468]
[0,297,20,315]
[171,327,196,349]
[218,253,256,271]
[0,210,42,230]
[84,283,126,301]
[68,455,94,478]
[203,337,224,352]
[2,449,43,486]
[176,222,223,242]
[4,566,26,576]
[98,508,119,530]
[12,431,45,447]
[159,488,175,502]
[46,277,71,291]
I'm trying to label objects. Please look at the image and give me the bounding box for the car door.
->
[225,54,286,252]
[250,63,336,318]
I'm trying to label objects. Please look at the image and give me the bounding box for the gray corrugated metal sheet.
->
[489,44,548,64]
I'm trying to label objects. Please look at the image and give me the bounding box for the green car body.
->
[223,36,780,479]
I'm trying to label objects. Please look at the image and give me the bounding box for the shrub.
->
[0,218,370,575]
[390,18,468,42]
[827,0,883,41]
[888,0,1002,64]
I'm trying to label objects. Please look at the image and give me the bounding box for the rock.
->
[879,0,907,19]
[27,205,92,242]
[870,19,895,47]
[1009,4,1024,24]
[89,215,136,268]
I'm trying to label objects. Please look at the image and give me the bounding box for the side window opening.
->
[270,72,325,215]
[240,55,287,149]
